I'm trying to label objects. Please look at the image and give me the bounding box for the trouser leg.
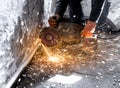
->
[69,0,85,26]
[97,0,111,26]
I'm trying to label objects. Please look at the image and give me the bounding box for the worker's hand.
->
[48,14,61,28]
[80,20,97,54]
[81,20,96,38]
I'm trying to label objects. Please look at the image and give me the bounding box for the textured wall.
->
[0,0,43,88]
[108,0,120,30]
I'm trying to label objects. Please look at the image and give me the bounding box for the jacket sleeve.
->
[55,0,69,18]
[89,0,105,22]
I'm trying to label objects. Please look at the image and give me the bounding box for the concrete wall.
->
[108,0,120,30]
[0,0,43,88]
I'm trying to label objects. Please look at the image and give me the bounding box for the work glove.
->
[48,14,61,28]
[81,20,96,38]
[80,20,97,54]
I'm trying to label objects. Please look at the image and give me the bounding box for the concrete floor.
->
[12,32,120,88]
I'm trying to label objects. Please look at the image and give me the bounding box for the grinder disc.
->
[40,27,60,47]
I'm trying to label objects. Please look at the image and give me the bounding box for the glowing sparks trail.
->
[48,56,61,63]
[41,43,64,63]
[41,43,51,57]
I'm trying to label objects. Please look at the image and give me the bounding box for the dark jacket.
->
[55,0,105,24]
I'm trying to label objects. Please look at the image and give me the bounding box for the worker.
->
[48,0,111,38]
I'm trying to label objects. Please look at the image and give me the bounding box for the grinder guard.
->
[40,27,60,47]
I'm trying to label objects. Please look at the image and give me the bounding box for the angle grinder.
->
[40,27,60,47]
[39,22,84,47]
[39,23,98,56]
